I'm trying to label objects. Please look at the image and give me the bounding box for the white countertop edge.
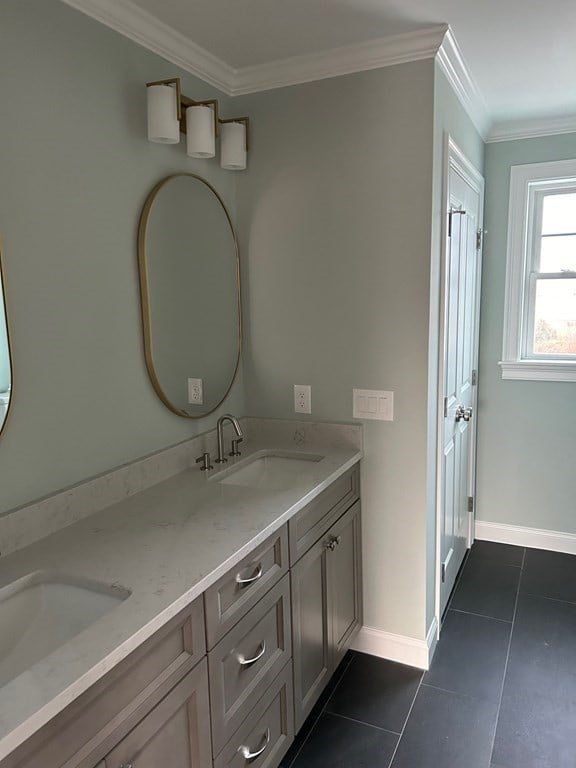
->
[0,450,362,760]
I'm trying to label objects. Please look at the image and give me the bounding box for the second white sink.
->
[0,571,130,688]
[218,453,324,490]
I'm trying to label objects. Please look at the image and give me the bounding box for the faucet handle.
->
[195,452,213,471]
[229,437,243,457]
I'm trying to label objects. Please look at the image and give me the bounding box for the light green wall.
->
[237,62,436,640]
[0,0,244,514]
[476,133,576,532]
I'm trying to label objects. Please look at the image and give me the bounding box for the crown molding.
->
[487,113,576,142]
[60,0,496,139]
[59,1,450,97]
[229,25,449,95]
[59,0,236,94]
[436,28,491,139]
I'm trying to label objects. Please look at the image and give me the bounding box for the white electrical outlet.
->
[188,378,203,405]
[294,384,311,414]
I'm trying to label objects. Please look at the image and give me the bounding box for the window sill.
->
[499,360,576,382]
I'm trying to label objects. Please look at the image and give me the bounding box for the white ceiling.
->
[64,0,576,139]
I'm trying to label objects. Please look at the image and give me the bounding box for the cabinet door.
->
[104,659,211,768]
[291,538,330,731]
[328,501,362,668]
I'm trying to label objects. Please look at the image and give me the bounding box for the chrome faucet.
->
[215,414,243,464]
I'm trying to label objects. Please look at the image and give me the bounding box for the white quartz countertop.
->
[0,436,361,761]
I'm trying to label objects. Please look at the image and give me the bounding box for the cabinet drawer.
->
[104,658,211,768]
[205,526,289,649]
[214,663,294,768]
[209,575,291,755]
[289,465,359,564]
[3,598,206,768]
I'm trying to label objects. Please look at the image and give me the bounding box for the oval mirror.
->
[0,247,12,435]
[138,173,241,418]
[138,174,241,418]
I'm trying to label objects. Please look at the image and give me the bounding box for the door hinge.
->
[467,496,474,513]
[476,228,483,251]
[444,397,448,417]
[472,369,477,386]
[441,562,446,583]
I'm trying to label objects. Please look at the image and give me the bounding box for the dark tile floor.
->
[281,541,576,768]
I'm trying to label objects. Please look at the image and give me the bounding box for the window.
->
[501,159,576,381]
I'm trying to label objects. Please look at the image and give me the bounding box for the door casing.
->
[434,135,484,632]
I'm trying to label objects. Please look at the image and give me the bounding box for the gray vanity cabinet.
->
[328,501,362,668]
[290,533,331,727]
[103,659,211,768]
[0,598,208,768]
[0,465,361,768]
[290,472,362,731]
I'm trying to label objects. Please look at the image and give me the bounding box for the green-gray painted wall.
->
[236,62,436,640]
[476,133,576,533]
[0,0,244,514]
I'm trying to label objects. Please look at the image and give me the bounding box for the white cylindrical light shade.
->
[186,105,215,158]
[147,84,180,144]
[220,122,247,170]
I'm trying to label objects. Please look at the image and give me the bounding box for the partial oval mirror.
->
[138,174,241,417]
[0,248,12,435]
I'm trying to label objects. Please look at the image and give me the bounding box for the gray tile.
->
[504,593,576,696]
[390,685,498,768]
[450,556,520,621]
[468,540,524,567]
[289,713,398,768]
[425,609,511,701]
[492,685,576,768]
[520,548,576,603]
[280,651,356,766]
[326,653,422,733]
[491,593,576,767]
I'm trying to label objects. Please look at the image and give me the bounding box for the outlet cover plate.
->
[188,378,203,405]
[294,384,312,414]
[353,389,394,421]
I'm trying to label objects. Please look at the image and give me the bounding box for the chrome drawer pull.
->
[236,641,266,667]
[235,563,263,586]
[238,728,270,762]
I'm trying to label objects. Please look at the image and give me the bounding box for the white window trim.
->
[501,158,576,382]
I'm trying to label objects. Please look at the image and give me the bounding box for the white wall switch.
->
[188,378,203,405]
[294,384,312,414]
[353,389,394,421]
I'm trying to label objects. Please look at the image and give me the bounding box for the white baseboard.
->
[351,617,438,670]
[476,520,576,555]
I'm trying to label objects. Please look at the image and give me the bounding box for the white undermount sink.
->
[217,452,324,490]
[0,571,130,688]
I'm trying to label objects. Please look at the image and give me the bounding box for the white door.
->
[438,138,484,617]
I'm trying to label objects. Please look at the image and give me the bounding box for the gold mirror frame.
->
[0,241,13,438]
[137,173,242,418]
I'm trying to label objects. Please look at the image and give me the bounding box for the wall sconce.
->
[146,78,249,170]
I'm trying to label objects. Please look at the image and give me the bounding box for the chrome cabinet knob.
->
[325,535,341,551]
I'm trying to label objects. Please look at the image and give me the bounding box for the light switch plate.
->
[353,389,394,421]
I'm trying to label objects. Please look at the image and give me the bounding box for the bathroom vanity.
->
[0,422,362,768]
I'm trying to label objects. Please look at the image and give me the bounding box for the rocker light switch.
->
[353,389,394,421]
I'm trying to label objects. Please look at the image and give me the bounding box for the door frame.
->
[434,135,484,632]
